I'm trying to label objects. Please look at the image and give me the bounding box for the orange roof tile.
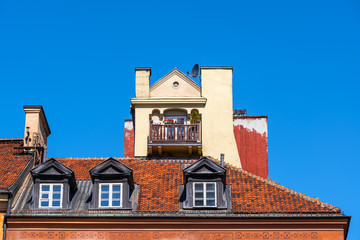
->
[0,139,33,190]
[57,157,341,214]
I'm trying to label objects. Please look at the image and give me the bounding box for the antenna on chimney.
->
[220,153,224,167]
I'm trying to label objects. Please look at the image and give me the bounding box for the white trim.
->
[39,183,63,209]
[193,182,217,207]
[98,183,123,208]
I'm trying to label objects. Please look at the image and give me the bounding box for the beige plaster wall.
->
[150,74,200,97]
[135,69,151,98]
[132,67,241,168]
[200,68,241,167]
[23,108,49,148]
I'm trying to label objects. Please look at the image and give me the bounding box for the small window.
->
[39,184,63,208]
[173,81,179,88]
[193,182,216,207]
[99,183,122,208]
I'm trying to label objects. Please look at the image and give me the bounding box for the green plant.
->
[190,111,200,124]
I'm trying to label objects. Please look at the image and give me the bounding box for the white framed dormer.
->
[193,182,217,207]
[98,183,123,208]
[39,183,63,208]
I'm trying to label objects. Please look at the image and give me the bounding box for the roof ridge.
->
[0,138,23,142]
[217,159,340,212]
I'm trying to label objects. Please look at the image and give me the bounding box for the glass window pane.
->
[194,200,204,206]
[101,201,109,207]
[52,201,60,207]
[101,193,109,199]
[195,192,203,198]
[53,193,61,199]
[206,192,215,198]
[41,201,49,207]
[113,185,121,192]
[53,185,61,192]
[206,199,216,206]
[194,183,203,191]
[42,185,50,192]
[41,194,49,199]
[113,193,121,199]
[206,183,215,191]
[112,200,121,206]
[101,185,109,192]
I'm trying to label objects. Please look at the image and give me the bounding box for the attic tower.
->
[129,67,241,167]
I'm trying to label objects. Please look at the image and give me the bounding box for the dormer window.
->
[181,157,231,210]
[29,158,77,210]
[99,183,122,208]
[89,158,136,210]
[193,182,216,207]
[39,184,63,208]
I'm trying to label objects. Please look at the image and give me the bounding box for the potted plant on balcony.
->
[190,111,200,124]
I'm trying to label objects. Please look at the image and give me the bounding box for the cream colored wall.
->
[23,108,48,148]
[201,68,241,167]
[135,69,151,98]
[133,104,205,157]
[132,67,241,168]
[150,74,200,97]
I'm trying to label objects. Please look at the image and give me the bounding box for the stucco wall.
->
[233,116,268,178]
[150,74,200,97]
[201,67,241,167]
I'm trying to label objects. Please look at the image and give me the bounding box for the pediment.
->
[31,158,74,177]
[184,157,226,176]
[89,157,132,180]
[150,68,201,97]
[30,158,77,191]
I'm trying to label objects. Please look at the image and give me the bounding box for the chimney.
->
[23,106,51,151]
[135,67,151,98]
[220,153,224,167]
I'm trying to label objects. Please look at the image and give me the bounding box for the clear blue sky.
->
[1,0,359,238]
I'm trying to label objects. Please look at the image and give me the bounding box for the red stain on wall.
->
[233,116,268,179]
[124,119,134,158]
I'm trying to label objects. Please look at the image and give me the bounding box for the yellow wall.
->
[150,70,200,97]
[0,213,4,240]
[131,67,241,168]
[200,68,240,167]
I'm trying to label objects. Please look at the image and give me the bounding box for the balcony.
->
[148,123,202,156]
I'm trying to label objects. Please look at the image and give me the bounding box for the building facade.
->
[2,67,350,240]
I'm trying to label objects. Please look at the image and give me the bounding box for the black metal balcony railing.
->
[149,123,201,143]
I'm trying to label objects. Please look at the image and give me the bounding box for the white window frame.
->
[39,183,63,208]
[98,183,123,208]
[193,182,217,207]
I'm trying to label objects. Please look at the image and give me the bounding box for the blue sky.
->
[1,0,359,238]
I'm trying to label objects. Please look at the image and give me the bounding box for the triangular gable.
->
[31,158,74,178]
[89,157,133,186]
[184,156,226,176]
[31,158,77,191]
[150,68,201,97]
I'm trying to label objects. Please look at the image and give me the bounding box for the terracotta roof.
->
[55,157,341,215]
[0,139,33,190]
